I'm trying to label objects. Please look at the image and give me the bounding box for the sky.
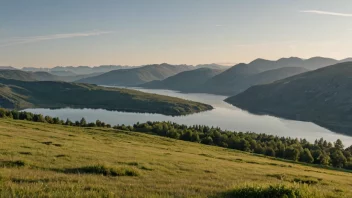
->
[1,0,352,67]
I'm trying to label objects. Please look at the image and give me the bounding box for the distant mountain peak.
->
[278,57,302,61]
[249,58,269,64]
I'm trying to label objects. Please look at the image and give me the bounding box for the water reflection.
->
[25,88,352,146]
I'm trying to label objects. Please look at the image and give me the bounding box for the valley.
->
[3,2,352,197]
[24,88,352,146]
[0,118,351,197]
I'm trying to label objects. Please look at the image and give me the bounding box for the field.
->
[0,119,351,197]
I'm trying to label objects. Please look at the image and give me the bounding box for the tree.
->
[228,136,241,149]
[345,145,352,153]
[80,118,87,127]
[33,114,45,122]
[265,147,276,157]
[65,118,72,126]
[201,136,213,145]
[285,147,300,161]
[300,148,314,163]
[45,116,53,124]
[330,150,347,168]
[181,130,193,141]
[87,122,96,127]
[191,133,200,142]
[5,111,13,119]
[311,150,322,163]
[166,129,180,139]
[75,121,80,126]
[239,139,251,152]
[11,111,20,119]
[52,117,61,124]
[334,139,344,150]
[317,153,330,166]
[254,145,265,154]
[0,108,7,118]
[96,120,102,127]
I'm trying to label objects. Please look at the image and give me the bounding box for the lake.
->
[25,88,352,146]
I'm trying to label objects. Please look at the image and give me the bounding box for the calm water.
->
[25,88,352,146]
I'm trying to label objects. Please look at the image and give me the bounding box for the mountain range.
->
[141,68,224,92]
[225,62,352,136]
[40,56,349,96]
[194,57,348,96]
[0,69,106,83]
[22,65,134,75]
[77,63,195,86]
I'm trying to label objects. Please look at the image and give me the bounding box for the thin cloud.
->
[0,30,112,47]
[300,10,352,17]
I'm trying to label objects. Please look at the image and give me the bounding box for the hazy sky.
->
[1,0,352,67]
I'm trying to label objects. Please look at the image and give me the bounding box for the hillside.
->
[0,78,212,116]
[0,66,17,70]
[22,65,132,75]
[195,63,229,70]
[49,70,77,76]
[0,70,37,81]
[141,68,223,92]
[76,64,193,86]
[225,62,352,136]
[195,57,342,96]
[197,65,308,96]
[0,119,351,197]
[0,70,65,82]
[0,70,103,82]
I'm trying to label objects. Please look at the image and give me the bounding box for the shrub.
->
[0,160,26,167]
[0,108,7,118]
[64,165,139,177]
[293,178,319,185]
[222,184,320,198]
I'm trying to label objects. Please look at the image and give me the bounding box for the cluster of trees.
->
[0,109,111,128]
[114,121,352,170]
[1,108,351,170]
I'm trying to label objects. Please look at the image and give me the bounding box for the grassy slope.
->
[0,78,212,116]
[0,119,351,197]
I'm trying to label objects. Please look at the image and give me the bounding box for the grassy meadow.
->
[0,119,352,197]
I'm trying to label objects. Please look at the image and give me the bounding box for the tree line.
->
[1,108,351,170]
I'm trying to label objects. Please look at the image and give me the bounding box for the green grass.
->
[0,119,351,197]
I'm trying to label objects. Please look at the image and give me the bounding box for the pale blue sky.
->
[1,0,352,67]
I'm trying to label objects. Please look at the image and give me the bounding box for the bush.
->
[64,165,139,177]
[293,178,319,185]
[0,160,26,168]
[222,184,320,198]
[0,108,7,118]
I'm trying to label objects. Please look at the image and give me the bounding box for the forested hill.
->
[196,65,308,96]
[0,69,102,82]
[0,70,38,81]
[0,77,212,116]
[76,63,193,86]
[141,68,223,92]
[225,62,352,136]
[194,57,347,96]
